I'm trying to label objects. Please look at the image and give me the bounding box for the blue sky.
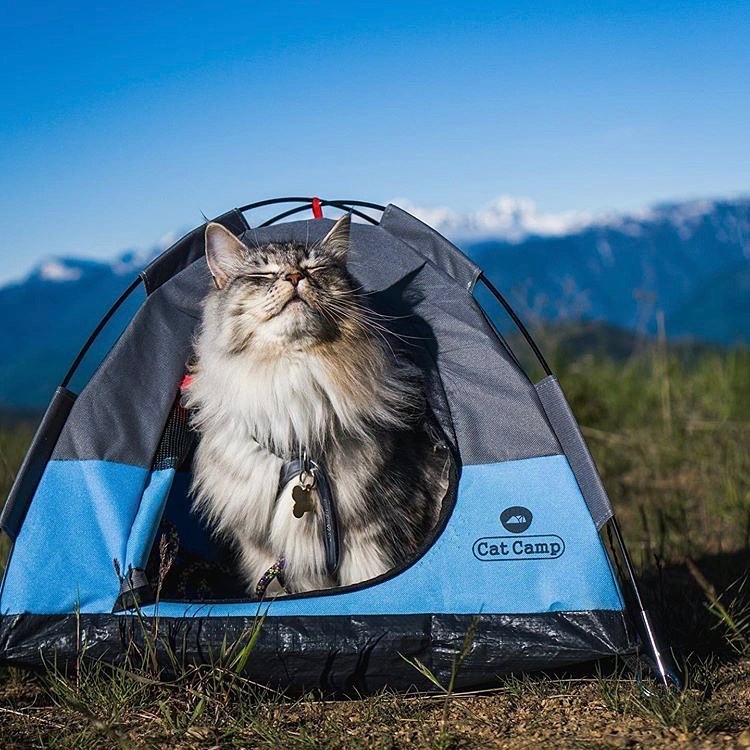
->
[1,1,749,283]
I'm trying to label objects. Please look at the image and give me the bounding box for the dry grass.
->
[0,662,748,749]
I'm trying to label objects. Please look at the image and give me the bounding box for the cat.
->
[185,214,450,596]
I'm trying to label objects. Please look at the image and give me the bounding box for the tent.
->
[0,198,678,693]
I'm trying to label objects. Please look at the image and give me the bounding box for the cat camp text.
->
[472,535,565,561]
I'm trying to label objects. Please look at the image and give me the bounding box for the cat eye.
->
[244,273,278,281]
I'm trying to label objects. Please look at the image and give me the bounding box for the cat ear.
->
[205,223,247,289]
[320,213,351,262]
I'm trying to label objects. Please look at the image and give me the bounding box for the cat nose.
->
[285,271,304,287]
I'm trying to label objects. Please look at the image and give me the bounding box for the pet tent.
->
[0,198,678,693]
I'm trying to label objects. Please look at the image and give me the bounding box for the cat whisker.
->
[330,313,405,359]
[315,302,401,359]
[321,300,426,346]
[326,297,412,322]
[322,293,414,321]
[326,314,409,349]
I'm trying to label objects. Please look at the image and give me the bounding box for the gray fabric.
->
[380,205,481,291]
[53,263,208,464]
[379,262,560,464]
[118,567,149,595]
[535,375,614,529]
[53,209,562,468]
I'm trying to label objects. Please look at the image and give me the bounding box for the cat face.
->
[203,214,358,352]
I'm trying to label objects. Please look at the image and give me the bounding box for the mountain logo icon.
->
[500,506,533,534]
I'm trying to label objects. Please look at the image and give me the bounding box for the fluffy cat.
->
[185,214,449,596]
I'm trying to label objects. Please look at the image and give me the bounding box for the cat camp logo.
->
[500,506,533,533]
[472,505,565,562]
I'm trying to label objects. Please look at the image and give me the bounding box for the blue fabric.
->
[1,455,625,618]
[125,468,175,571]
[130,455,625,619]
[1,461,150,614]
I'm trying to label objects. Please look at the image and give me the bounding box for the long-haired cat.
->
[185,214,449,596]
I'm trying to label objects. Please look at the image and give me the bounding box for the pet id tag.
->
[292,471,316,518]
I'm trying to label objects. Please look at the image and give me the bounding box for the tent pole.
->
[609,517,682,689]
[476,273,553,377]
[238,197,386,227]
[61,276,143,389]
[258,202,379,227]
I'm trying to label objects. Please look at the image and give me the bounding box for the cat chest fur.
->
[188,350,393,591]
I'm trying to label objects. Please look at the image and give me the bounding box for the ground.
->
[0,660,748,748]
[0,342,748,748]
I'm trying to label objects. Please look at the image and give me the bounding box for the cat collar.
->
[278,457,340,579]
[255,557,287,599]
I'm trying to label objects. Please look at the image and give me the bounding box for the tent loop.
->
[238,196,386,214]
[257,200,380,227]
[239,197,386,227]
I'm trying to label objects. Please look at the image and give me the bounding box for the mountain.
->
[396,195,589,243]
[0,255,149,410]
[466,198,750,342]
[0,197,748,411]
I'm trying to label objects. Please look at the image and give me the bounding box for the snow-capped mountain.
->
[403,195,750,249]
[0,235,182,410]
[468,197,750,341]
[24,253,144,285]
[397,196,591,243]
[35,260,86,282]
[0,198,748,410]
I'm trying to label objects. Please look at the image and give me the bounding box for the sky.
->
[1,1,749,283]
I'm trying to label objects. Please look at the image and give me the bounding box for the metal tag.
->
[292,470,316,518]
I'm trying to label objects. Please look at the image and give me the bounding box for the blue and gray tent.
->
[0,198,679,693]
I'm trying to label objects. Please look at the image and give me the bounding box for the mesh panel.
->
[152,397,195,471]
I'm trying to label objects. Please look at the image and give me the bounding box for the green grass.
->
[557,347,750,562]
[0,344,749,748]
[0,419,34,575]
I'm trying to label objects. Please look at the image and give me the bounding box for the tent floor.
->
[0,610,635,694]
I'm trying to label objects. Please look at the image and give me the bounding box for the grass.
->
[400,614,480,740]
[0,419,34,573]
[0,342,749,748]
